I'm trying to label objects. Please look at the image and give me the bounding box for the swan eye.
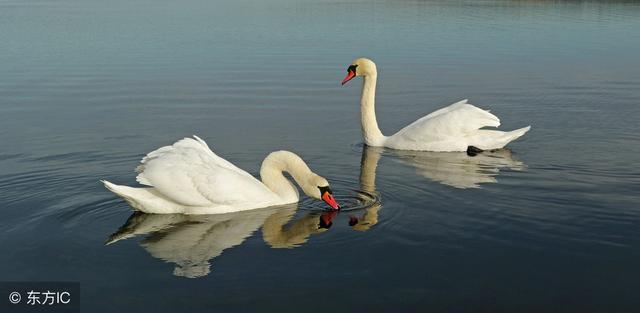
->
[347,64,358,74]
[318,185,333,195]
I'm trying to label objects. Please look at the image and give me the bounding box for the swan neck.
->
[260,151,313,203]
[361,74,386,146]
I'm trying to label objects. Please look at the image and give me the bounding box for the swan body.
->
[103,136,339,214]
[342,58,531,152]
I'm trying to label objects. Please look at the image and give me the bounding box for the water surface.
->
[1,0,640,312]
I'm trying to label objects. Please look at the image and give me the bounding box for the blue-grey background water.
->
[1,0,640,312]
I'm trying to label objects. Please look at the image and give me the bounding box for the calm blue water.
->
[1,0,640,312]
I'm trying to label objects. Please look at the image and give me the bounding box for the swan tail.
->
[507,125,531,141]
[470,126,531,150]
[102,180,183,214]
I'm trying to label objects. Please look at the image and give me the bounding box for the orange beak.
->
[322,191,340,210]
[341,70,356,85]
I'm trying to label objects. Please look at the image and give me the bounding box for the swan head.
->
[341,58,377,85]
[304,175,340,210]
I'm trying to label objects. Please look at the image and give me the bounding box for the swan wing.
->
[421,99,472,119]
[388,100,500,150]
[135,136,273,207]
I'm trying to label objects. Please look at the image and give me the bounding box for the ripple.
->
[298,188,380,213]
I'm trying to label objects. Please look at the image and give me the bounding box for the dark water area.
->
[1,0,640,312]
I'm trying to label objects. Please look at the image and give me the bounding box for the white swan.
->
[341,58,531,152]
[102,136,340,214]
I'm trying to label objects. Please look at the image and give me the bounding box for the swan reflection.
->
[374,146,525,189]
[346,146,523,230]
[348,145,383,231]
[107,204,334,278]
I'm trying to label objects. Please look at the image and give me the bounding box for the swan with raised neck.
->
[341,58,531,152]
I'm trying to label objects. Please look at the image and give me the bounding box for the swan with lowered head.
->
[341,58,531,152]
[103,136,340,214]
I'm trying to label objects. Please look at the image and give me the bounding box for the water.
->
[1,0,640,311]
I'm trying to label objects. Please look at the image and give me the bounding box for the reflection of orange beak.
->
[341,71,356,85]
[319,210,338,229]
[322,191,340,210]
